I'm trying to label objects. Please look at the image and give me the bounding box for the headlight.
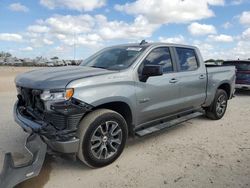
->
[40,88,74,101]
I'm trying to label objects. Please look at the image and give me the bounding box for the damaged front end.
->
[15,87,93,153]
[0,87,93,187]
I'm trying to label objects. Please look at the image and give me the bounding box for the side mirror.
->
[140,65,163,82]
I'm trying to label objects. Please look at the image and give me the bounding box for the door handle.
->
[139,98,150,103]
[199,74,206,79]
[169,78,178,83]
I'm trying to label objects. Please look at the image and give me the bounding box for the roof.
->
[110,42,198,50]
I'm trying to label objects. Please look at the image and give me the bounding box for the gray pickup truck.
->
[13,42,235,170]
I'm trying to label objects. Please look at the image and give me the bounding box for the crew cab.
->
[14,42,235,168]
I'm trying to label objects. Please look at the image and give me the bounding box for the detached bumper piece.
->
[0,134,47,188]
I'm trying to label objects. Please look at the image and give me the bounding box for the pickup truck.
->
[12,42,235,169]
[223,60,250,90]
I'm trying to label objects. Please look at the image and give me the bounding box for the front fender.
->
[72,84,137,124]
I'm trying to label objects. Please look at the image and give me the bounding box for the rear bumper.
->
[14,102,80,153]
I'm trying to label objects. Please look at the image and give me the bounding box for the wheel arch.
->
[89,101,134,136]
[217,82,231,98]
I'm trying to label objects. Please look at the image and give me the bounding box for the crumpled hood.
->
[15,66,115,89]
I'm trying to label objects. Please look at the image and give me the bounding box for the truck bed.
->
[204,65,236,106]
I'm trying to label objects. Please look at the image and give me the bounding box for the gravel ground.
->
[0,66,249,188]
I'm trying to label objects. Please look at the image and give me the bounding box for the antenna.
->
[140,40,147,45]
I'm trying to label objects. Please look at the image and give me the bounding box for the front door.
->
[135,47,181,126]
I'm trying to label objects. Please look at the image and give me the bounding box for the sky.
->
[0,0,250,60]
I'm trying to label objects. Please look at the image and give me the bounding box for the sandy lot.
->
[0,66,250,188]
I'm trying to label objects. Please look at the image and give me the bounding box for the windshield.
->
[81,46,146,70]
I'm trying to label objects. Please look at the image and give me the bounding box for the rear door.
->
[173,47,207,109]
[135,46,182,125]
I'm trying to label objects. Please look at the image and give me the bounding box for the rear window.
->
[236,64,250,71]
[237,74,250,79]
[224,61,250,71]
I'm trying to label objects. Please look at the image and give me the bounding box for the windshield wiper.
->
[90,65,107,70]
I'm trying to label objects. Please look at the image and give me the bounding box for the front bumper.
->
[0,134,47,188]
[14,99,92,153]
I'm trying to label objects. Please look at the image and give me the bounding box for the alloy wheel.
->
[216,94,227,116]
[90,121,122,160]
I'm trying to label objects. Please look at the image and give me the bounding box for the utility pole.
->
[73,32,76,60]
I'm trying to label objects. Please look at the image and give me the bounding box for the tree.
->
[0,51,12,58]
[205,59,215,63]
[51,56,59,60]
[5,52,12,57]
[215,59,224,63]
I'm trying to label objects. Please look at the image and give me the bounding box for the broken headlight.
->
[40,88,74,101]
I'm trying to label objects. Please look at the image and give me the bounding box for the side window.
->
[176,48,198,71]
[142,47,173,73]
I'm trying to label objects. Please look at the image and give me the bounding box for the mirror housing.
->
[140,65,163,82]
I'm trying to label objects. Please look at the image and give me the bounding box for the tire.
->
[77,109,128,168]
[205,89,228,120]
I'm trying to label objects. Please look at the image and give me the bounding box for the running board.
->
[135,112,203,137]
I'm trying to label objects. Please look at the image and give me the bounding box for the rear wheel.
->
[205,89,228,120]
[77,109,128,168]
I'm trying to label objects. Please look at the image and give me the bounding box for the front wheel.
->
[205,89,228,120]
[77,109,128,168]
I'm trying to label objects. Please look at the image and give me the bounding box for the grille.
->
[20,87,44,111]
[20,88,32,106]
[44,113,83,130]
